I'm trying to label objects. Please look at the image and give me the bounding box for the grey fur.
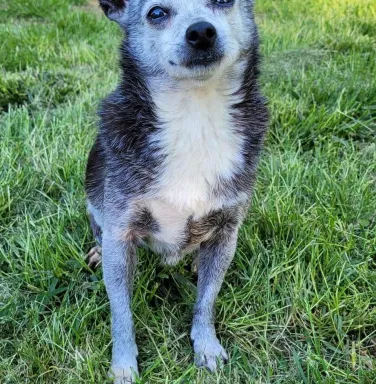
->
[85,0,268,382]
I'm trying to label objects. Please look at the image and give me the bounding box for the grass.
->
[0,0,375,382]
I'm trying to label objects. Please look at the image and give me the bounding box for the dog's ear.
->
[99,0,127,23]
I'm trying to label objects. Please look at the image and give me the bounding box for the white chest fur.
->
[150,81,244,215]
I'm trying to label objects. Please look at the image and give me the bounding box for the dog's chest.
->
[151,85,244,212]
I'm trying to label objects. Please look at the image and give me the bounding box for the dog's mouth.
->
[184,53,223,69]
[183,52,224,69]
[170,51,224,70]
[167,50,225,80]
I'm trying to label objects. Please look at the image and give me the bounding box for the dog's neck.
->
[144,59,248,212]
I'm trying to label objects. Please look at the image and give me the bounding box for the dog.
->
[85,0,268,382]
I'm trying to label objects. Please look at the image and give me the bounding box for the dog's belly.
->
[142,199,214,264]
[146,199,189,247]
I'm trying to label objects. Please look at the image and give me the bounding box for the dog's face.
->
[100,0,256,81]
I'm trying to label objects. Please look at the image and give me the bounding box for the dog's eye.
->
[213,0,234,6]
[148,6,169,21]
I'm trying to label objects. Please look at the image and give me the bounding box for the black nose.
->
[186,21,217,50]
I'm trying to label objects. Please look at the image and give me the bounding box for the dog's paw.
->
[110,363,139,384]
[192,335,228,372]
[86,246,102,269]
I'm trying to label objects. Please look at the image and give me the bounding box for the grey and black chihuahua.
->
[85,0,268,382]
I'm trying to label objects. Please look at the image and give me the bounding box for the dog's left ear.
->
[99,0,128,23]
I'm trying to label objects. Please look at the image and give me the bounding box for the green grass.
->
[1,0,375,382]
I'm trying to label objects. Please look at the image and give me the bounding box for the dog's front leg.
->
[102,230,138,383]
[191,231,238,372]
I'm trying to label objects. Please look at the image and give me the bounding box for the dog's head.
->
[100,0,256,81]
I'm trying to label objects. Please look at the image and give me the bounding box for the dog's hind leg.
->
[85,136,105,268]
[86,206,103,269]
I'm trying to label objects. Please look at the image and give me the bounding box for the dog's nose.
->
[186,21,217,50]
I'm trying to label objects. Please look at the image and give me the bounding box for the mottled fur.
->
[85,0,268,382]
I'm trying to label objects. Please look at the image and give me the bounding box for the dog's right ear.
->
[99,0,127,23]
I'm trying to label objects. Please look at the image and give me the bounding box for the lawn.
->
[1,0,375,383]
